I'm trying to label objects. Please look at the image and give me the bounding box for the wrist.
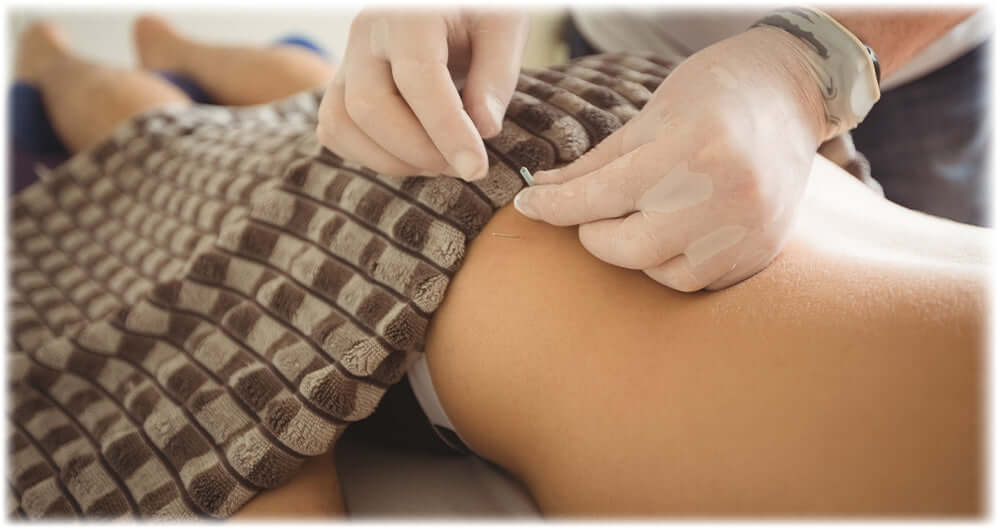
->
[745,26,830,146]
[750,7,881,141]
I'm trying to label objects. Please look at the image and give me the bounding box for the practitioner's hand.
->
[512,27,829,291]
[317,8,529,181]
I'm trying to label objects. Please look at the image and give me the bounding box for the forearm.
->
[823,7,977,78]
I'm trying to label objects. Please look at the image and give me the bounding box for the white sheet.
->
[336,434,541,518]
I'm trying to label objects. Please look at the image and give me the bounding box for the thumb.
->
[513,140,652,226]
[531,126,626,185]
[463,13,529,138]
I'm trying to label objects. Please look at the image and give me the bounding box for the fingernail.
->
[513,189,539,219]
[451,150,485,181]
[486,95,505,134]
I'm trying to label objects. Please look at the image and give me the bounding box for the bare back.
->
[425,156,987,515]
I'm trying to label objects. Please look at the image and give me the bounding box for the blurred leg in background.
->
[9,17,337,194]
[10,19,347,518]
[133,15,335,106]
[13,21,191,154]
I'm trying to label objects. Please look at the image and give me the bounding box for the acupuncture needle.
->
[487,167,536,240]
[519,166,535,186]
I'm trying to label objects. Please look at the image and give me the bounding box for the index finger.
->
[513,140,671,226]
[387,17,490,181]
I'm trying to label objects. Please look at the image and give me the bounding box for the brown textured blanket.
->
[7,53,872,519]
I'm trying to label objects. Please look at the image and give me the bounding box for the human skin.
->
[18,17,334,153]
[133,15,336,106]
[827,8,976,79]
[19,18,986,518]
[228,157,986,518]
[425,156,987,516]
[231,452,345,519]
[511,6,978,294]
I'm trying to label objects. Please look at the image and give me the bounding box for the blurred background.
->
[9,6,990,226]
[6,8,570,74]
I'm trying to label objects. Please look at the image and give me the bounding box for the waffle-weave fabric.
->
[7,53,681,519]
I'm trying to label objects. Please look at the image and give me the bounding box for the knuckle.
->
[722,166,768,218]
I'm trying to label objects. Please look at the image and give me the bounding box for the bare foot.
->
[15,21,72,82]
[134,14,188,73]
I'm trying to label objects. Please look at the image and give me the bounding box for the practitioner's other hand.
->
[317,8,529,181]
[512,27,829,291]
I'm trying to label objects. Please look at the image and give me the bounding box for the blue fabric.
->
[850,41,991,227]
[9,82,67,154]
[8,82,71,194]
[274,34,328,59]
[9,34,330,195]
[153,70,215,104]
[564,19,599,60]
